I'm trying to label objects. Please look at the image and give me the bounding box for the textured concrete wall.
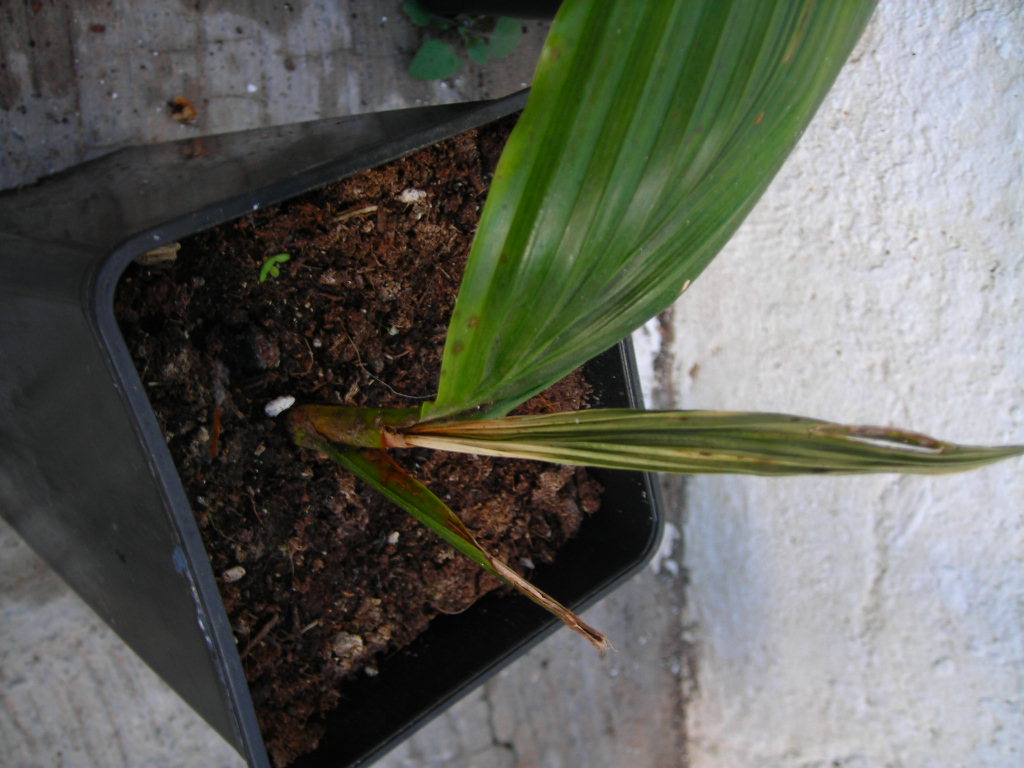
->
[671,3,1023,766]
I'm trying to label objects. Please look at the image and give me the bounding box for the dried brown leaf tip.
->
[169,97,198,124]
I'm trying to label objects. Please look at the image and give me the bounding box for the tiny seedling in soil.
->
[259,253,291,282]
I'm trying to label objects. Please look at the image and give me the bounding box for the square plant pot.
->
[0,91,663,767]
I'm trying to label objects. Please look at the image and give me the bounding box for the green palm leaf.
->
[423,0,877,421]
[406,409,1024,475]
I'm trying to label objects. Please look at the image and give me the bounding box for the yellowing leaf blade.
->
[408,409,1024,476]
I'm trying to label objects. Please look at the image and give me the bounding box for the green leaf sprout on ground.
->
[402,1,523,80]
[259,253,291,283]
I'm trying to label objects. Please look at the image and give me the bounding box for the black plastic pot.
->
[0,91,662,768]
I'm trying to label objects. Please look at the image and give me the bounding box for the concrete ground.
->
[4,2,1023,768]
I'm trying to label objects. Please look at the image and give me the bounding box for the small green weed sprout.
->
[401,0,522,80]
[259,253,291,283]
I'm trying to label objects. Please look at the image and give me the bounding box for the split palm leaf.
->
[290,411,609,652]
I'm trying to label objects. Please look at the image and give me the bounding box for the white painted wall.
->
[669,3,1024,766]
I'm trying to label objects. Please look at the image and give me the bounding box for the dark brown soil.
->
[113,115,602,767]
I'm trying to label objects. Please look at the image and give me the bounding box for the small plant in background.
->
[289,0,1023,650]
[401,0,523,80]
[259,253,291,283]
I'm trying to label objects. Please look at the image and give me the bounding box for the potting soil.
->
[114,115,602,767]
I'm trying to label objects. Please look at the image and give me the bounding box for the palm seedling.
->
[288,0,1022,650]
